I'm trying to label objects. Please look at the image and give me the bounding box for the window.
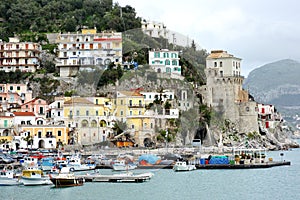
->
[139,100,142,106]
[214,62,217,67]
[120,100,123,105]
[58,111,60,117]
[96,99,98,105]
[130,111,132,116]
[165,60,170,65]
[17,86,21,90]
[58,130,62,136]
[86,110,89,116]
[76,110,79,116]
[220,62,223,67]
[10,86,13,91]
[129,100,132,106]
[57,102,61,108]
[154,52,160,58]
[96,110,99,116]
[172,60,177,65]
[131,125,134,129]
[120,111,123,116]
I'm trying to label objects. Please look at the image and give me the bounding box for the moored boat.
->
[112,159,137,171]
[0,166,22,186]
[49,167,84,187]
[173,161,196,172]
[21,168,52,186]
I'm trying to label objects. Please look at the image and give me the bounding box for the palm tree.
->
[23,135,34,150]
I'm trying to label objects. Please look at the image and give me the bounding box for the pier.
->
[78,172,154,183]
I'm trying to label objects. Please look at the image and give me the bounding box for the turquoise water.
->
[1,148,300,200]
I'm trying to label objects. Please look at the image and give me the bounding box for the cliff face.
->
[243,59,300,116]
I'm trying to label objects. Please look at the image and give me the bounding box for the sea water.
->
[1,147,300,200]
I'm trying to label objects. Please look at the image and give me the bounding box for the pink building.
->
[21,98,48,119]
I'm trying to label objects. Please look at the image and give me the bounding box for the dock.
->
[78,172,154,183]
[195,161,291,169]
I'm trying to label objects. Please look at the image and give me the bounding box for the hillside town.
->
[0,24,297,154]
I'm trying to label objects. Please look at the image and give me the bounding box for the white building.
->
[0,37,41,72]
[55,29,122,77]
[141,90,175,105]
[13,112,36,125]
[47,97,64,125]
[206,50,242,77]
[149,49,182,79]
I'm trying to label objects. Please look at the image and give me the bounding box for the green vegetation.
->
[0,0,141,41]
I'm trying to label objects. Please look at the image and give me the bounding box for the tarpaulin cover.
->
[138,154,161,165]
[208,156,229,164]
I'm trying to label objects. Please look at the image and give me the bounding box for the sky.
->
[115,0,300,77]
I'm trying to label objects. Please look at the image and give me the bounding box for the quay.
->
[94,161,290,170]
[195,161,291,169]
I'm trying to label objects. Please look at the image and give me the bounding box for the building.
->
[63,97,115,145]
[114,90,158,147]
[47,97,65,125]
[200,50,259,134]
[148,49,182,79]
[0,37,41,72]
[16,125,69,149]
[257,103,282,129]
[55,29,122,77]
[141,20,168,39]
[21,98,48,120]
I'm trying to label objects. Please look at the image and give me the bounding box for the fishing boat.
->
[49,167,84,187]
[173,161,196,172]
[111,159,137,171]
[21,168,52,186]
[0,166,22,186]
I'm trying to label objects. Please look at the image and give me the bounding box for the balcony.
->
[128,104,144,108]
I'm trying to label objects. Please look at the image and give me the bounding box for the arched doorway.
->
[100,120,107,127]
[143,137,153,148]
[38,140,45,148]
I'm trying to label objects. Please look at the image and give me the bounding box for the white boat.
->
[112,160,137,171]
[21,168,53,186]
[67,156,96,171]
[173,161,196,172]
[0,166,22,186]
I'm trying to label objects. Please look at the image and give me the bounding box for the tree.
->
[23,135,34,149]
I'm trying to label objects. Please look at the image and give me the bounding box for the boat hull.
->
[21,176,53,186]
[0,178,22,186]
[50,177,84,187]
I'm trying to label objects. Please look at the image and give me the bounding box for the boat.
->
[49,167,84,187]
[0,166,22,186]
[21,167,53,186]
[112,159,137,171]
[67,156,96,171]
[40,157,55,171]
[173,161,196,172]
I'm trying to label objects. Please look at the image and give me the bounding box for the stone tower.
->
[200,50,259,134]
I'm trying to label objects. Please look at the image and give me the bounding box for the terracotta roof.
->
[64,97,94,105]
[207,50,234,59]
[23,97,46,105]
[118,91,144,97]
[13,112,35,116]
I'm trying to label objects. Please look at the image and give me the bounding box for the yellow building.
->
[114,91,155,147]
[19,125,69,148]
[63,97,115,145]
[0,115,14,143]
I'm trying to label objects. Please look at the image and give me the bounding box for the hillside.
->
[243,59,300,115]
